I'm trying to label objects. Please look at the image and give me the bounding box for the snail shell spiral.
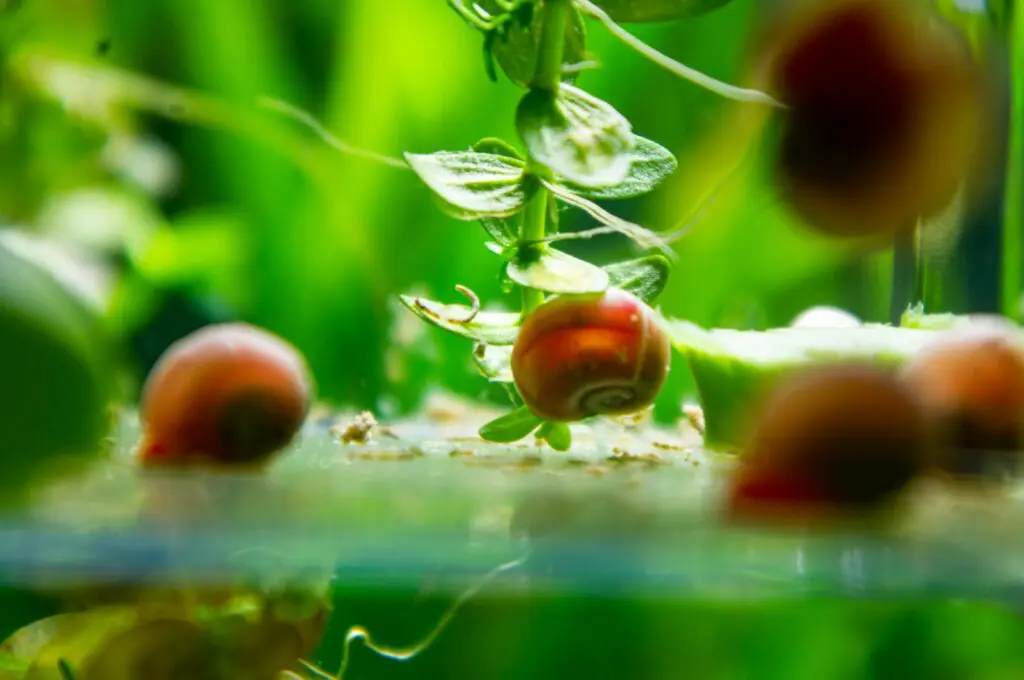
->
[511,289,671,423]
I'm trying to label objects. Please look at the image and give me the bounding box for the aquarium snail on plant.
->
[137,322,313,468]
[395,0,784,450]
[511,288,671,422]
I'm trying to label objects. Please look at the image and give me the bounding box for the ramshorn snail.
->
[511,289,671,422]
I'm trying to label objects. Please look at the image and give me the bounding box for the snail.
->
[137,323,312,467]
[900,327,1024,478]
[510,288,671,422]
[727,363,929,520]
[755,0,985,240]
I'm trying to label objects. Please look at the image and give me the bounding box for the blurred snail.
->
[510,288,671,422]
[900,327,1024,477]
[728,363,929,520]
[138,323,313,468]
[756,0,986,239]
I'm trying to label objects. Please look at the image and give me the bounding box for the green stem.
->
[533,0,570,91]
[518,0,570,316]
[1002,1,1024,321]
[520,187,548,314]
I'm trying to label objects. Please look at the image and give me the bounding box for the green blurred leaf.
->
[490,0,588,87]
[399,294,520,345]
[473,342,515,382]
[538,421,572,451]
[507,245,609,294]
[558,136,677,200]
[479,405,544,443]
[591,0,734,22]
[604,254,672,303]
[516,84,634,188]
[405,151,529,219]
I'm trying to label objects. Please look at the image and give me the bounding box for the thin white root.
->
[258,96,410,169]
[303,554,528,680]
[574,0,785,108]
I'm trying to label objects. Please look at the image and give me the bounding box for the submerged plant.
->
[400,0,780,450]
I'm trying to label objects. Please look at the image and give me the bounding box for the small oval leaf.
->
[592,0,735,22]
[507,246,610,295]
[473,342,514,382]
[491,1,588,87]
[479,405,544,443]
[603,254,672,303]
[400,295,520,345]
[405,151,528,219]
[480,216,519,247]
[538,421,572,451]
[559,136,678,200]
[516,84,634,188]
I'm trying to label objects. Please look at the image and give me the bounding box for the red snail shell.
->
[900,328,1024,476]
[138,323,312,467]
[755,0,985,239]
[510,289,671,422]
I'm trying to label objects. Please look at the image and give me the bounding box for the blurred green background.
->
[0,0,1011,420]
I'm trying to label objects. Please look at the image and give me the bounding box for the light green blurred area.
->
[0,0,996,418]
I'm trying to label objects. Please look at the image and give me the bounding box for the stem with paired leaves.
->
[520,0,569,316]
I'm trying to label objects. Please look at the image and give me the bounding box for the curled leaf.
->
[473,342,514,382]
[472,137,524,160]
[592,0,735,22]
[479,406,544,443]
[603,254,672,303]
[400,295,520,345]
[558,136,677,200]
[516,84,634,188]
[506,246,610,295]
[405,151,528,219]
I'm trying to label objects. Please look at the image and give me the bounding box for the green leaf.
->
[473,342,515,382]
[400,295,520,345]
[480,216,519,247]
[591,0,735,22]
[603,254,672,303]
[490,1,588,87]
[558,136,677,200]
[516,84,634,188]
[538,421,572,451]
[405,151,528,219]
[479,406,544,443]
[507,245,610,295]
[472,137,523,160]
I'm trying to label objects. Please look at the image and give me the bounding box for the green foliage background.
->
[0,0,1011,419]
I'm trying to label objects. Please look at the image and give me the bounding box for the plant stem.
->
[534,0,570,91]
[519,0,570,316]
[520,188,548,314]
[1002,1,1024,321]
[890,224,920,324]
